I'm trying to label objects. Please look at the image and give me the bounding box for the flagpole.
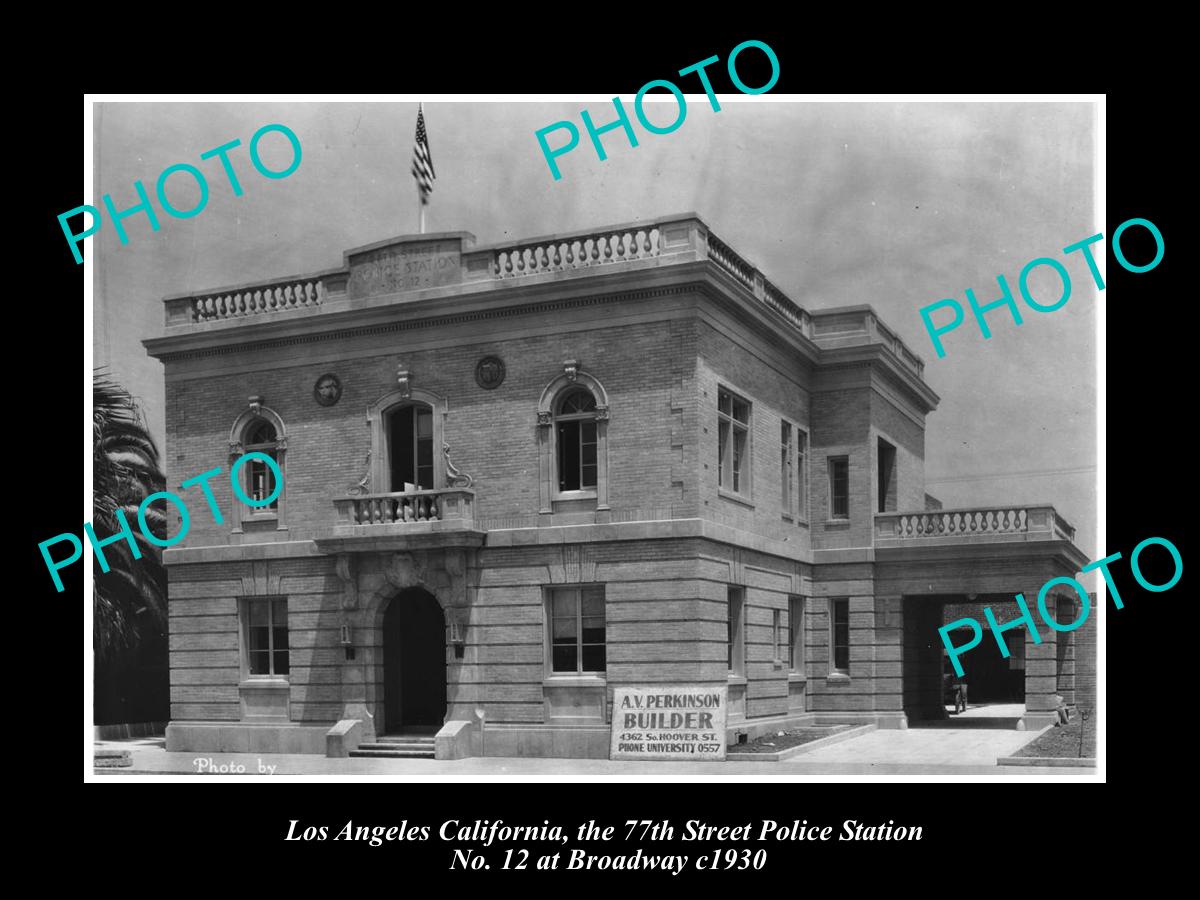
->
[418,187,425,235]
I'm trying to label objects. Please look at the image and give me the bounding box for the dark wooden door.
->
[383,588,446,733]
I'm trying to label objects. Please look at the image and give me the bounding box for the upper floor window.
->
[718,388,751,496]
[388,403,435,491]
[781,422,809,520]
[556,388,598,493]
[781,422,794,514]
[228,399,288,534]
[536,364,611,514]
[548,585,606,674]
[877,438,897,513]
[796,429,808,521]
[243,419,280,511]
[244,597,289,677]
[829,456,850,520]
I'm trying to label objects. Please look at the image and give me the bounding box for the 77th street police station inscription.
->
[610,685,728,761]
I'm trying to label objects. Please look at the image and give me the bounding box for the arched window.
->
[556,388,598,492]
[536,365,610,516]
[365,388,448,496]
[228,399,288,536]
[386,403,435,491]
[243,419,280,511]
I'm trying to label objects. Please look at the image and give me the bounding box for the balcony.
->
[318,488,485,553]
[874,505,1078,549]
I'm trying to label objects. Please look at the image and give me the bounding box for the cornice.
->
[149,282,699,363]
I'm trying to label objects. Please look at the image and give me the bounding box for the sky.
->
[92,98,1097,560]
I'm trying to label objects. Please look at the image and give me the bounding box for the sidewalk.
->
[91,735,1095,778]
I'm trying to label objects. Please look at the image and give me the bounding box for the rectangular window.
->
[780,422,793,514]
[829,456,849,519]
[557,420,598,492]
[830,598,850,673]
[246,598,289,677]
[773,609,783,663]
[549,586,606,674]
[718,388,751,496]
[878,439,897,513]
[727,587,745,675]
[788,596,805,672]
[247,454,279,511]
[796,430,808,521]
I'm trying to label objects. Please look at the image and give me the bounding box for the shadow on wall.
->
[94,631,169,726]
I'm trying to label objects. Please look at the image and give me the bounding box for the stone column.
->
[1054,594,1078,706]
[1020,586,1059,731]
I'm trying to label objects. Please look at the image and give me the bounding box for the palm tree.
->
[93,370,167,661]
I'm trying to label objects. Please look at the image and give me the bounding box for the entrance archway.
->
[903,595,1028,729]
[382,587,447,734]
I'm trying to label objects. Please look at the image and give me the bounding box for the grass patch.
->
[733,725,854,754]
[1015,716,1096,758]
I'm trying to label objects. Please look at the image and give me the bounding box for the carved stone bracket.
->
[537,411,552,427]
[397,367,412,399]
[443,443,475,488]
[349,450,372,495]
[248,395,263,417]
[563,358,579,382]
[594,405,610,421]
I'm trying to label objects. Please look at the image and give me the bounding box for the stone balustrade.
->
[164,271,345,325]
[156,214,927,377]
[875,505,1076,543]
[332,488,475,531]
[490,227,662,278]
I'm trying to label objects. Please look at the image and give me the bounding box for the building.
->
[143,213,1091,759]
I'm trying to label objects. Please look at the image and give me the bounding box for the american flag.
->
[411,103,436,205]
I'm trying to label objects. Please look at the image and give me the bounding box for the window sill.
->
[726,674,748,686]
[825,518,851,527]
[718,488,755,509]
[788,673,808,683]
[826,672,851,685]
[239,678,289,690]
[544,674,606,687]
[554,490,597,501]
[772,659,785,669]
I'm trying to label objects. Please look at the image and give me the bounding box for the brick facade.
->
[147,215,1092,758]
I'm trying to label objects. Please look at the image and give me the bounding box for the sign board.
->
[348,240,461,298]
[610,685,727,761]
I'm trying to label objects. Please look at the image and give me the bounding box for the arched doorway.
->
[382,587,447,734]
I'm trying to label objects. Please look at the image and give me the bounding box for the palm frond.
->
[92,373,168,661]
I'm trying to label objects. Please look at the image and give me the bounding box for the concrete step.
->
[348,748,435,759]
[357,741,435,752]
[377,735,436,743]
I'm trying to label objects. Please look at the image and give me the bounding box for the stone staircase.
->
[349,734,436,759]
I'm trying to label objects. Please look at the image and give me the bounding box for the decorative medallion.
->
[475,355,506,390]
[313,374,342,407]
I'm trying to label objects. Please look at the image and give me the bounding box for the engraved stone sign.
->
[610,685,727,761]
[348,240,462,299]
